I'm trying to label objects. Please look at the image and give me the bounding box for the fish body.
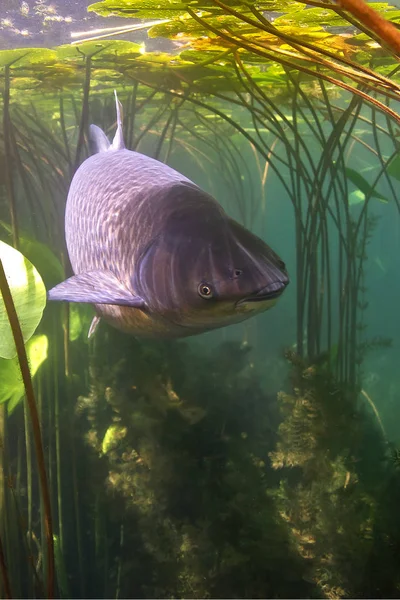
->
[48,92,289,338]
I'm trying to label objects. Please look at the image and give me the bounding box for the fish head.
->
[133,184,289,333]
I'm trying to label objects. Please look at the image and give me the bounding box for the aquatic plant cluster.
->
[72,331,400,599]
[0,0,400,598]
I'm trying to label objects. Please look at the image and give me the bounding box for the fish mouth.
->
[236,280,289,306]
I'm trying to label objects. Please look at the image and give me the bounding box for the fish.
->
[48,91,289,339]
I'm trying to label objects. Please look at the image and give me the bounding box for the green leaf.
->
[274,7,350,27]
[0,49,31,68]
[101,424,127,454]
[345,168,389,203]
[69,304,83,342]
[57,40,143,61]
[386,153,400,181]
[148,16,202,38]
[0,48,58,69]
[88,0,191,18]
[0,335,48,415]
[92,68,125,83]
[348,189,365,207]
[69,304,94,342]
[0,241,47,360]
[0,222,64,289]
[9,77,41,91]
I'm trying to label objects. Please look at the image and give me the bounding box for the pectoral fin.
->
[48,270,146,308]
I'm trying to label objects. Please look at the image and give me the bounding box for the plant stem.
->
[0,258,55,599]
[336,0,400,55]
[23,403,33,585]
[2,66,19,249]
[0,531,11,599]
[74,56,92,171]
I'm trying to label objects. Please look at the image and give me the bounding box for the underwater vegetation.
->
[74,331,310,599]
[0,0,400,598]
[270,350,400,599]
[69,328,400,599]
[51,328,400,599]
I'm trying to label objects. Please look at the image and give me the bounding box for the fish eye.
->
[233,269,242,278]
[198,283,214,299]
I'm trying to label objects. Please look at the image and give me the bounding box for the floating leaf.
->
[274,7,350,27]
[10,77,41,90]
[57,40,143,63]
[88,0,192,19]
[92,68,125,83]
[345,168,389,203]
[0,241,47,360]
[0,49,34,69]
[0,48,58,72]
[0,335,48,415]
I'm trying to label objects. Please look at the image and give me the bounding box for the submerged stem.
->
[337,0,400,56]
[0,531,11,599]
[2,66,19,249]
[0,259,55,599]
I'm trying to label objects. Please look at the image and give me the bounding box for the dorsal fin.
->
[89,124,111,154]
[111,89,125,151]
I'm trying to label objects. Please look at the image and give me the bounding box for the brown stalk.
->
[214,0,400,94]
[335,0,400,56]
[0,259,55,599]
[187,7,400,124]
[0,532,11,598]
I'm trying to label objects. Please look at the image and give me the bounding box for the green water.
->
[1,1,400,599]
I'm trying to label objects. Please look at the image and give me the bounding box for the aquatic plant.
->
[0,246,54,598]
[0,241,46,359]
[270,349,400,598]
[73,327,314,598]
[0,1,400,598]
[87,0,400,115]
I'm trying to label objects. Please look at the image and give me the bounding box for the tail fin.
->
[111,89,125,151]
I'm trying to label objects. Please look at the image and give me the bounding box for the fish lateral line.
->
[47,269,146,308]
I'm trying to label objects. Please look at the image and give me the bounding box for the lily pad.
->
[57,40,143,61]
[0,241,47,360]
[0,334,48,415]
[88,0,191,18]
